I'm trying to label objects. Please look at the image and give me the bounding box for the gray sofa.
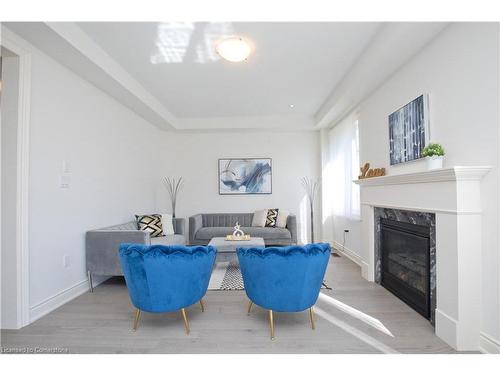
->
[85,218,185,291]
[189,213,297,246]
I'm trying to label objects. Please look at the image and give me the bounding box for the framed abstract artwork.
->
[389,94,430,165]
[218,158,272,195]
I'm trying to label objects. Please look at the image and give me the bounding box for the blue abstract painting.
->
[218,158,272,194]
[389,95,429,165]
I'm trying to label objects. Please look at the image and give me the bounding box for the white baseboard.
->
[28,273,110,324]
[29,279,90,323]
[479,332,500,354]
[435,309,458,350]
[332,240,361,264]
[360,261,369,280]
[331,240,370,279]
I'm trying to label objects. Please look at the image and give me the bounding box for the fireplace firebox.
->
[380,218,431,319]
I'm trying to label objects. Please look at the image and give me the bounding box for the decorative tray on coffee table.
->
[225,235,251,241]
[225,222,251,241]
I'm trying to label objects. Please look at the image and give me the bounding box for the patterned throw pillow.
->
[265,208,279,228]
[135,214,164,237]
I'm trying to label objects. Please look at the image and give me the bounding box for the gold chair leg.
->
[132,309,141,331]
[199,299,205,312]
[181,308,190,335]
[247,300,253,315]
[309,307,316,330]
[269,310,275,340]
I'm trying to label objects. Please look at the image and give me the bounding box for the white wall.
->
[1,52,20,328]
[4,31,169,320]
[159,131,321,244]
[325,23,500,347]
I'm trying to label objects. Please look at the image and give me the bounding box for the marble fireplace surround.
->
[354,167,491,351]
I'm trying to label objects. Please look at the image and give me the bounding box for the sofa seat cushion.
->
[150,234,186,246]
[195,227,291,241]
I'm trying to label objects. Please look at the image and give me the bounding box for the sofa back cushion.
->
[201,213,253,227]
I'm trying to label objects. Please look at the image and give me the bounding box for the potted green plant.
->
[422,143,445,170]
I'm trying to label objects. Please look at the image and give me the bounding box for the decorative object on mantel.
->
[301,177,319,243]
[389,94,429,165]
[422,143,445,170]
[358,162,386,179]
[225,222,251,241]
[163,177,183,218]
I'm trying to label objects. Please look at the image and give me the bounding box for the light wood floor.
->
[1,255,457,354]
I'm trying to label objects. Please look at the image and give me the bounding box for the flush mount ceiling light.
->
[215,37,251,62]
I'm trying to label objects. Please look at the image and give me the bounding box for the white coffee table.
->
[208,237,265,262]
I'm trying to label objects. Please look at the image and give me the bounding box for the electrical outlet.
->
[63,255,70,268]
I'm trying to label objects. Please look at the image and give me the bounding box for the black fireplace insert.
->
[380,218,431,319]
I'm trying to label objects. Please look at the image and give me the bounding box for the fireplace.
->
[355,168,491,350]
[374,207,436,324]
[380,218,430,319]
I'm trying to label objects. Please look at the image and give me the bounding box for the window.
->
[351,120,360,217]
[328,113,360,219]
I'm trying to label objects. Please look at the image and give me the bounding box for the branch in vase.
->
[163,177,183,217]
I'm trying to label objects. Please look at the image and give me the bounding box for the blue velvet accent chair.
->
[119,243,216,334]
[237,243,331,339]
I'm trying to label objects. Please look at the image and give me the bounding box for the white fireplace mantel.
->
[354,166,492,186]
[354,166,491,351]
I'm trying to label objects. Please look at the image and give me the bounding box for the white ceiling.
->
[5,22,447,131]
[76,22,380,119]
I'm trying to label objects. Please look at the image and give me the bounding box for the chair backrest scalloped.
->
[119,244,216,313]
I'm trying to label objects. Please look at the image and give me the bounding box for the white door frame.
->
[1,28,31,328]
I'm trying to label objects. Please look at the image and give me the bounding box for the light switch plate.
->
[60,175,70,189]
[62,160,71,173]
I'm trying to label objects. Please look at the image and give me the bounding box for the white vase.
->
[426,156,443,170]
